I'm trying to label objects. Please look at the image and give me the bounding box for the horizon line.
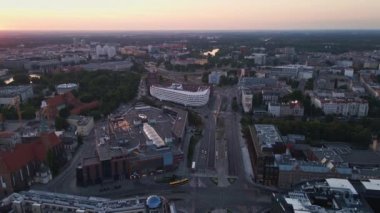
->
[1,28,380,33]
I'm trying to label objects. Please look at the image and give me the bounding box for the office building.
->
[248,125,286,185]
[150,83,210,107]
[76,105,187,186]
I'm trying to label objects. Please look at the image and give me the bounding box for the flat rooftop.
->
[95,105,185,162]
[274,179,374,213]
[0,85,32,97]
[326,178,358,195]
[361,179,380,191]
[254,124,283,148]
[7,190,149,212]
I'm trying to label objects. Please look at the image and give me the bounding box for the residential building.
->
[344,68,354,78]
[150,83,210,107]
[311,93,368,117]
[81,60,133,71]
[0,85,33,105]
[336,60,353,68]
[268,101,304,117]
[238,77,278,90]
[208,71,227,85]
[360,179,380,212]
[0,69,8,77]
[241,89,253,113]
[270,65,314,79]
[96,44,117,59]
[244,53,266,65]
[359,70,380,99]
[0,132,21,150]
[67,115,94,136]
[262,90,280,105]
[276,154,352,189]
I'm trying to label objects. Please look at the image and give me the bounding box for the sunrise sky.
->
[1,0,380,31]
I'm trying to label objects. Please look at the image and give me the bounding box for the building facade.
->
[150,84,210,107]
[0,133,64,198]
[241,89,253,113]
[1,190,175,213]
[312,96,368,117]
[268,102,304,117]
[0,85,34,105]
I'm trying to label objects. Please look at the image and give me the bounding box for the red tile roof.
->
[0,132,61,172]
[70,101,100,115]
[47,92,99,117]
[47,92,80,108]
[0,131,16,138]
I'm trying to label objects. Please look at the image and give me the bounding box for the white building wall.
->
[150,85,210,107]
[242,92,253,113]
[268,104,281,117]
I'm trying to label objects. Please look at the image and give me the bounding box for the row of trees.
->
[257,118,371,148]
[43,71,140,118]
[4,70,141,122]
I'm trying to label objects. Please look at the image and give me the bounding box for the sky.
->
[0,0,380,31]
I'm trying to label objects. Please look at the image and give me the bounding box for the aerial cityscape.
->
[1,1,380,213]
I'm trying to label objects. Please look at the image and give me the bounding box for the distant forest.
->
[1,30,380,54]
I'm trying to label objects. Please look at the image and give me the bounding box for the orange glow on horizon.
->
[0,0,379,31]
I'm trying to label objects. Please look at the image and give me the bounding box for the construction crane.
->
[38,100,50,132]
[8,96,22,128]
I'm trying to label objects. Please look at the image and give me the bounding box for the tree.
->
[55,117,69,130]
[188,110,203,127]
[46,150,59,176]
[232,97,238,112]
[59,107,71,118]
[202,72,210,83]
[252,93,263,107]
[305,78,314,90]
[77,135,83,146]
[12,74,30,85]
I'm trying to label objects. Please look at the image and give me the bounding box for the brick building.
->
[0,133,64,198]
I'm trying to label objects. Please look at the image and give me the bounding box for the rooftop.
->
[254,124,283,149]
[95,105,185,162]
[2,190,165,212]
[326,178,357,195]
[361,179,380,191]
[274,179,373,213]
[0,85,32,97]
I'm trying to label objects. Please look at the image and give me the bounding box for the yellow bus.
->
[169,178,189,186]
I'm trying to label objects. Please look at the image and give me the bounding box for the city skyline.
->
[1,0,380,31]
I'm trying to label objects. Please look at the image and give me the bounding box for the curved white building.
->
[150,83,210,107]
